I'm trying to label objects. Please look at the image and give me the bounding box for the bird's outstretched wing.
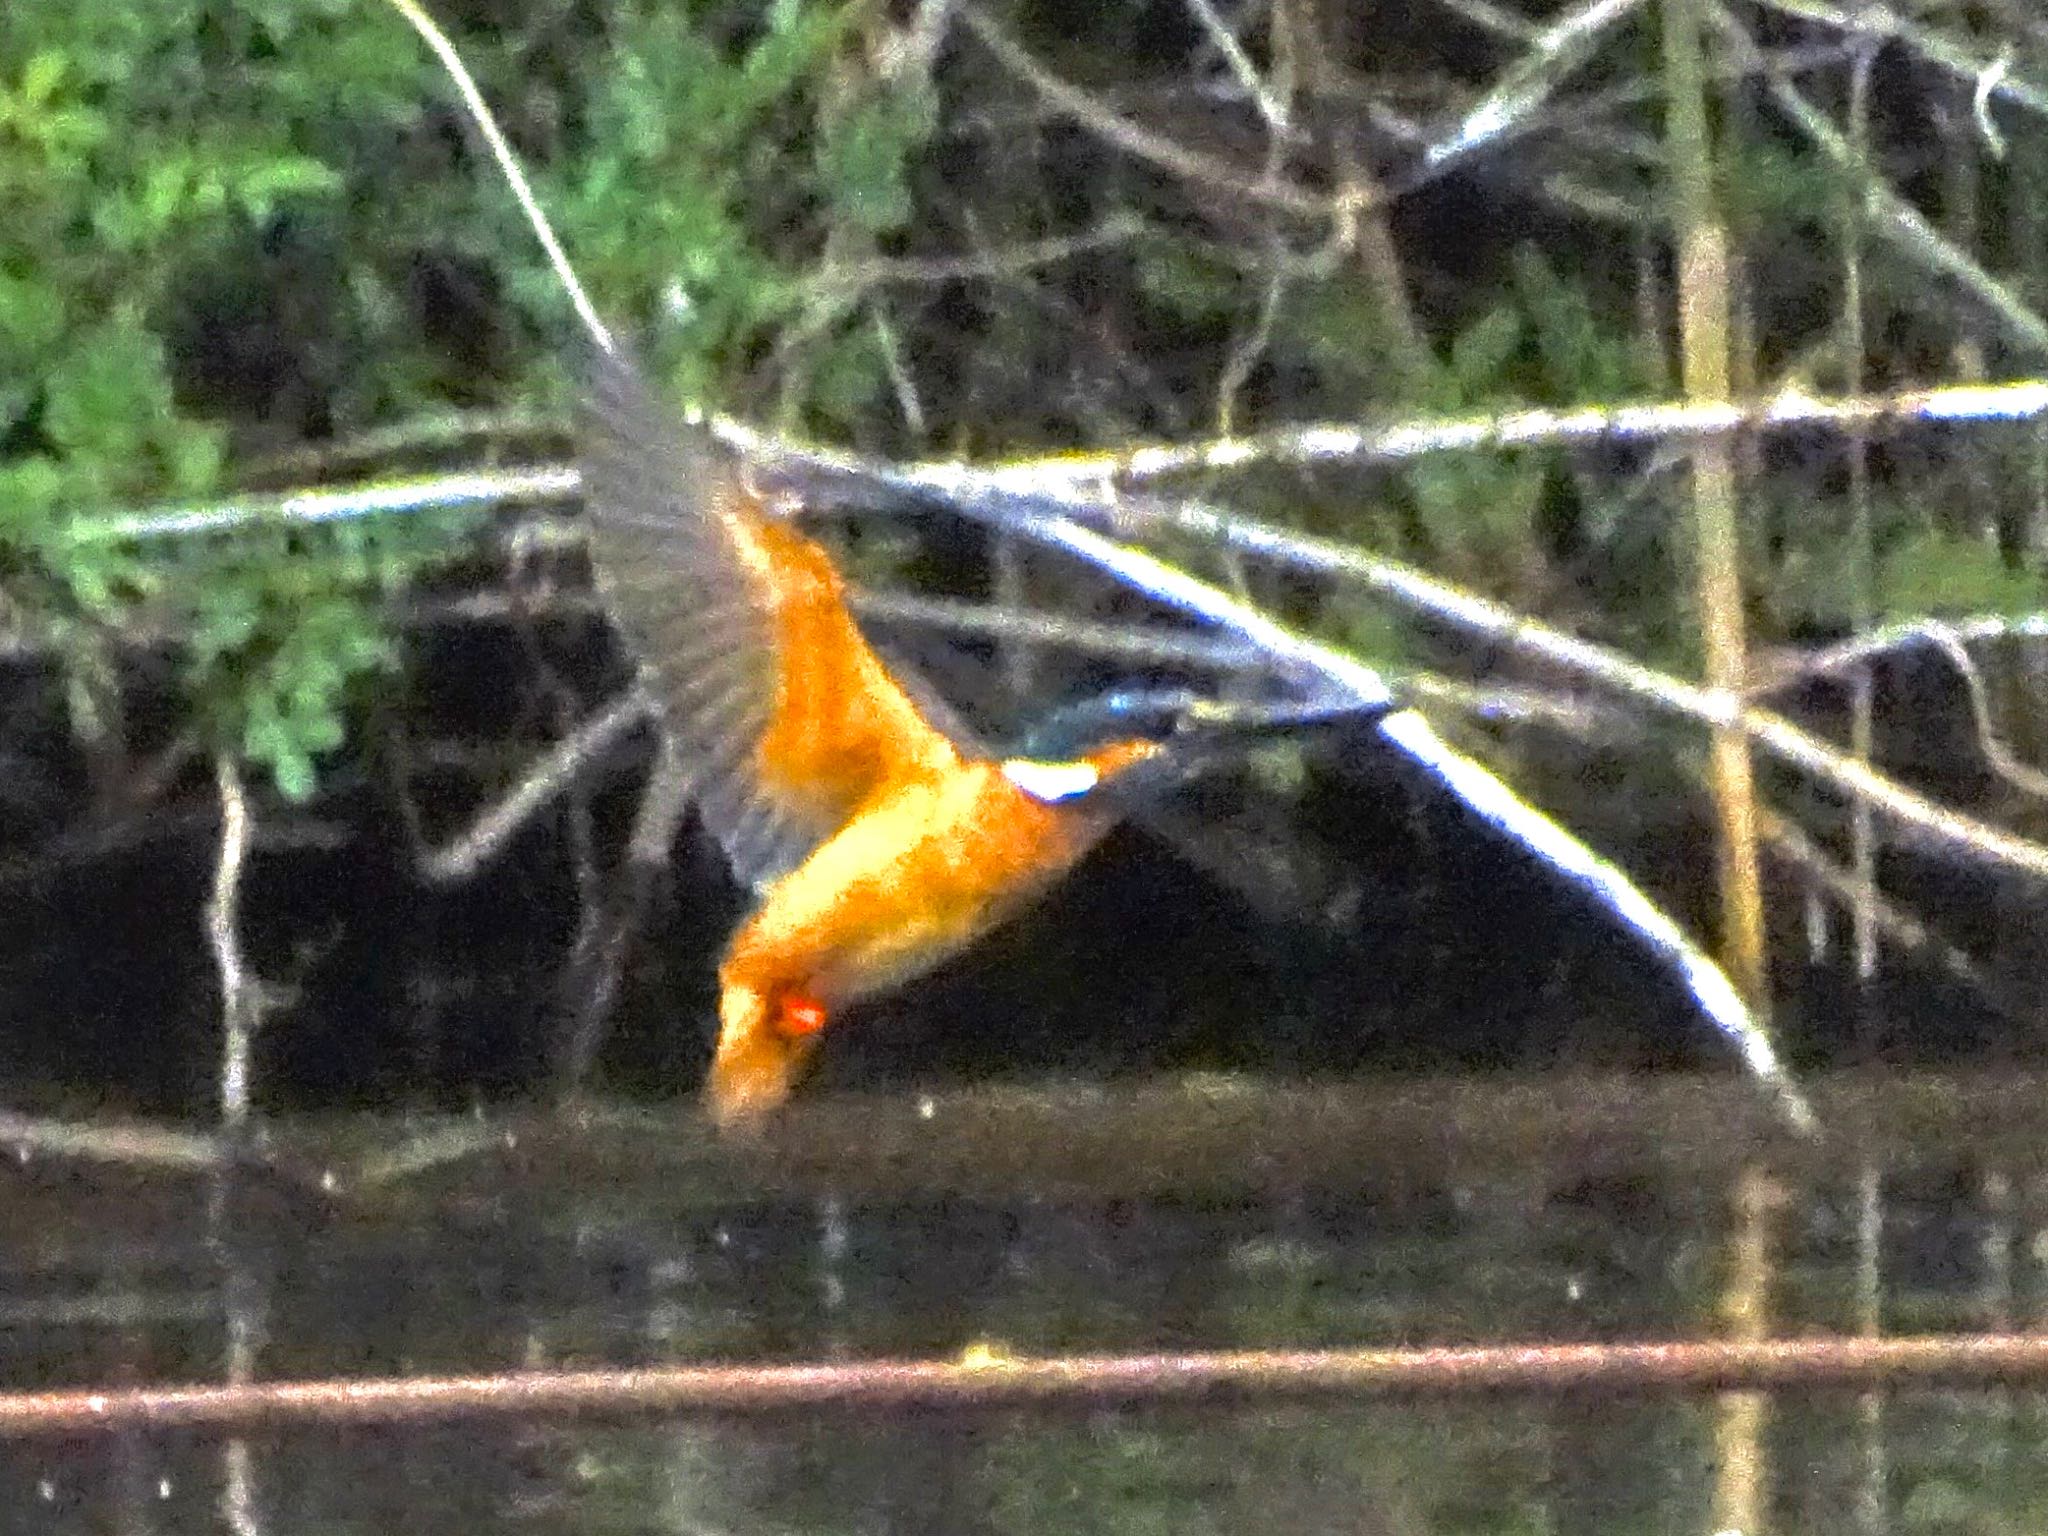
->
[581,348,961,890]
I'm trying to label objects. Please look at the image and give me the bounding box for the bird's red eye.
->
[777,993,828,1037]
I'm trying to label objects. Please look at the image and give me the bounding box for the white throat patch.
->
[1000,757,1100,803]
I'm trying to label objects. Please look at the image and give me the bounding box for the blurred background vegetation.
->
[5,0,2048,1107]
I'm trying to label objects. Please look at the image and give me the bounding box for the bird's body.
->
[580,349,1164,1127]
[712,746,1149,1120]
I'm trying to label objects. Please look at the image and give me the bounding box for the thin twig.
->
[1751,614,2048,693]
[238,408,559,484]
[1748,0,2048,124]
[958,6,1350,220]
[810,216,1145,295]
[83,375,2048,547]
[1426,0,1648,170]
[1760,809,2003,1005]
[1919,626,2048,804]
[554,732,695,1095]
[972,503,1812,1128]
[1717,4,2048,359]
[415,690,654,883]
[382,0,615,356]
[1184,0,1294,133]
[913,376,2048,488]
[1124,495,2048,884]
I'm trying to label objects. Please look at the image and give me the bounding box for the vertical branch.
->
[1840,47,1887,1536]
[1841,47,1879,1001]
[1661,0,1769,1011]
[205,755,266,1536]
[209,757,255,1129]
[554,731,695,1096]
[1713,1165,1780,1535]
[1850,1159,1885,1535]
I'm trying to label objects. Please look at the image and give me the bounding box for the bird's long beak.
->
[1076,690,1400,809]
[1023,687,1398,765]
[1169,691,1399,740]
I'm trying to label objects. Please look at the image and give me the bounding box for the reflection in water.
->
[3,1092,2048,1532]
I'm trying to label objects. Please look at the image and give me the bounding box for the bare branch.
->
[1748,0,2048,124]
[0,1109,231,1173]
[855,589,1269,672]
[1183,0,1294,134]
[554,732,695,1096]
[1916,626,2048,804]
[809,216,1145,296]
[925,377,2048,487]
[84,375,2048,549]
[209,757,256,1131]
[958,6,1353,221]
[238,408,558,484]
[1750,614,2048,693]
[1089,494,2048,886]
[415,690,654,884]
[1761,810,2004,1006]
[974,503,1812,1129]
[1715,4,2048,360]
[1426,0,1648,171]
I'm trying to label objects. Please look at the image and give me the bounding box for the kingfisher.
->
[580,348,1382,1129]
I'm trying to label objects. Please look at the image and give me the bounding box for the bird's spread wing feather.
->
[581,348,959,890]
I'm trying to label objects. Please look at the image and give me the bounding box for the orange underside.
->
[703,758,1151,1128]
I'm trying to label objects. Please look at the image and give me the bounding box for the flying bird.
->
[580,349,1379,1128]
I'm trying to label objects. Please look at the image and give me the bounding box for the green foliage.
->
[0,0,459,796]
[1772,497,2048,632]
[1150,242,1654,605]
[1402,304,1546,581]
[1510,246,1644,403]
[1878,527,2045,619]
[1400,249,1648,591]
[1131,236,1243,325]
[22,0,2032,807]
[3,0,930,799]
[539,0,935,423]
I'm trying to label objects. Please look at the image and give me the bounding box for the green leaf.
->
[165,424,224,496]
[42,315,169,461]
[1512,245,1639,400]
[232,153,342,223]
[1448,305,1522,394]
[0,457,64,531]
[19,48,67,108]
[819,89,934,234]
[1878,528,2044,618]
[140,157,192,235]
[1133,238,1238,320]
[0,269,66,352]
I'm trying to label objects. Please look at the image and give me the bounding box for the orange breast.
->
[719,761,1118,1012]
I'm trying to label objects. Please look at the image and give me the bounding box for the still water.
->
[2,1075,2045,1534]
